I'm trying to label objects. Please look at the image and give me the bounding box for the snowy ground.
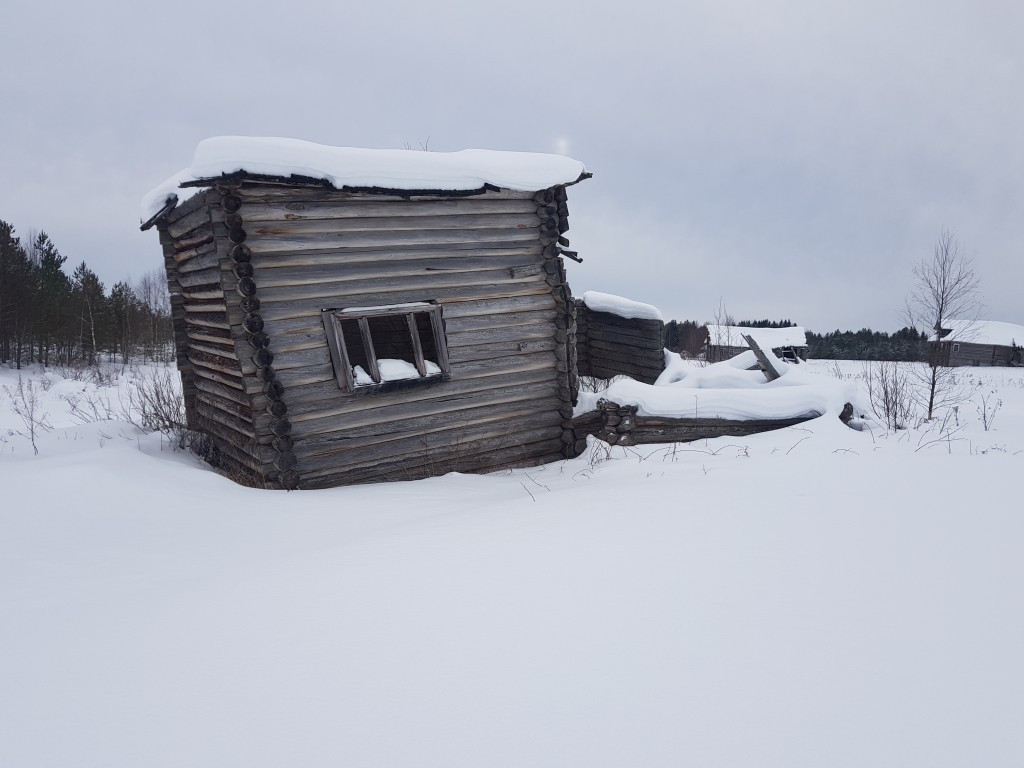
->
[2,360,1023,767]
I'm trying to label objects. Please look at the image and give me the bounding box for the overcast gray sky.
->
[2,0,1021,332]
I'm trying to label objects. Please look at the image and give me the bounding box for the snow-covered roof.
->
[142,136,589,223]
[581,291,663,321]
[706,325,807,348]
[935,320,1024,346]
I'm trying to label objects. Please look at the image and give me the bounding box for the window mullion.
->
[429,308,450,373]
[357,317,381,383]
[406,313,427,376]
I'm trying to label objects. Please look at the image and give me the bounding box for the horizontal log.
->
[251,253,545,288]
[447,337,556,363]
[579,307,663,332]
[290,377,560,439]
[585,341,666,363]
[183,299,228,315]
[192,364,245,392]
[584,364,664,384]
[255,282,554,323]
[253,362,335,392]
[194,400,256,441]
[244,266,547,306]
[185,312,230,330]
[234,187,535,205]
[238,344,331,375]
[243,212,539,237]
[197,387,254,423]
[167,205,212,239]
[249,243,542,271]
[225,197,539,223]
[447,322,556,349]
[443,307,554,334]
[173,231,215,252]
[296,415,561,475]
[582,327,665,352]
[172,240,217,266]
[298,435,565,488]
[186,326,234,345]
[295,403,562,465]
[177,248,223,274]
[180,286,224,302]
[240,226,539,255]
[194,375,251,407]
[249,350,559,417]
[178,266,222,286]
[440,294,556,319]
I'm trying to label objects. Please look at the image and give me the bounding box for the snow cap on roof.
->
[581,291,663,321]
[142,136,588,223]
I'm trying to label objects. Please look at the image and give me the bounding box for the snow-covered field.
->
[2,360,1023,767]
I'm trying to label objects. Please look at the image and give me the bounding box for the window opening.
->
[323,302,449,392]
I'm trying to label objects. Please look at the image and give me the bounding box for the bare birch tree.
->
[904,230,982,419]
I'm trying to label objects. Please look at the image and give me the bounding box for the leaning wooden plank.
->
[742,334,783,382]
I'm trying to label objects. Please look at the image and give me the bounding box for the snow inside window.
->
[323,303,449,392]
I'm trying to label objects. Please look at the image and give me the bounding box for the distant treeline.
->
[664,317,928,361]
[0,219,172,368]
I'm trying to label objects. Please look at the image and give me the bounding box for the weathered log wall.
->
[157,190,271,484]
[156,183,584,488]
[575,300,665,384]
[942,341,1021,367]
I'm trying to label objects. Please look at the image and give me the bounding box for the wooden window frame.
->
[322,302,450,393]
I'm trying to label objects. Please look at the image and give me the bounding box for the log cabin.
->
[933,321,1024,367]
[141,137,591,489]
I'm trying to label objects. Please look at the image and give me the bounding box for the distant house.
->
[932,321,1024,367]
[705,325,808,363]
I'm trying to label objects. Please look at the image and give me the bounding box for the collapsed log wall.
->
[575,300,665,384]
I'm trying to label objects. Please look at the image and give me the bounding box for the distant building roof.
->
[706,325,808,349]
[933,321,1024,346]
